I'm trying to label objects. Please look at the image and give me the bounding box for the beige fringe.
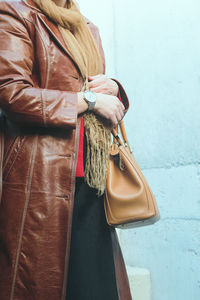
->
[32,0,111,195]
[82,80,111,196]
[84,113,111,196]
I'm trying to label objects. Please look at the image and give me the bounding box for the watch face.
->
[85,90,96,103]
[84,90,97,110]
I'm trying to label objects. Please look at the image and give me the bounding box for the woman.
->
[0,0,132,299]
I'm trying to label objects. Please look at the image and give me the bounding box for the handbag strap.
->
[119,121,129,145]
[111,120,132,153]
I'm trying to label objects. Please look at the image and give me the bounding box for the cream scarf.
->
[33,0,111,195]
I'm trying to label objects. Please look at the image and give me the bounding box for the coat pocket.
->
[3,135,26,181]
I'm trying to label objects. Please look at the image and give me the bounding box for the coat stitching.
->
[25,18,49,126]
[10,136,38,300]
[3,137,26,181]
[61,120,80,300]
[3,137,17,164]
[34,24,49,125]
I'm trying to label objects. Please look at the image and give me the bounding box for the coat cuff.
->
[112,79,130,113]
[44,90,78,129]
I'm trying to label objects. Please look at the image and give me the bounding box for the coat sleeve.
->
[0,3,77,129]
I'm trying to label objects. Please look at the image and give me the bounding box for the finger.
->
[88,76,102,83]
[90,86,105,93]
[90,86,113,95]
[89,79,106,89]
[88,79,102,89]
[113,96,125,110]
[89,76,106,86]
[119,115,124,123]
[116,110,123,123]
[88,75,108,86]
[115,101,125,119]
[107,110,118,127]
[119,112,124,123]
[89,83,104,91]
[88,80,100,88]
[88,74,104,80]
[118,99,125,111]
[117,106,124,120]
[111,115,118,128]
[90,82,116,95]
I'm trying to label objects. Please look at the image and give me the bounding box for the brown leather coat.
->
[0,1,132,299]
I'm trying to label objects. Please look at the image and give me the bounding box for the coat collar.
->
[22,0,89,72]
[22,0,90,24]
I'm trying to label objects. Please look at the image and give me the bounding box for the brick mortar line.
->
[141,162,200,171]
[157,217,200,221]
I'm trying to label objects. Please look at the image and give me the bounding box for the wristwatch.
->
[83,90,97,111]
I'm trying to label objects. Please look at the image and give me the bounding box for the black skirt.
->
[66,177,119,300]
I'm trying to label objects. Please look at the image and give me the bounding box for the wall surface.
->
[78,1,200,299]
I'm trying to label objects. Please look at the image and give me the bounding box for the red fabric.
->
[75,90,122,177]
[118,91,122,103]
[75,117,85,177]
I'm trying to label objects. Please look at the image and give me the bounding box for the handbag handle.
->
[111,120,132,153]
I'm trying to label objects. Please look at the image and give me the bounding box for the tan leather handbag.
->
[104,121,160,229]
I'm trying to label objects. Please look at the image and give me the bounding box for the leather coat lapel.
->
[38,14,73,58]
[22,0,81,71]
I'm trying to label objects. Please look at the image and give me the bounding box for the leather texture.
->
[0,1,131,299]
[104,121,160,229]
[0,110,4,202]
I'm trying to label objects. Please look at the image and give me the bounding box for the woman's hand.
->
[94,93,124,128]
[78,92,124,128]
[88,74,119,97]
